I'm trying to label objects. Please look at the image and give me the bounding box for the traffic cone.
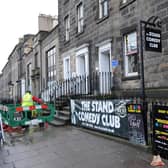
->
[150,155,165,167]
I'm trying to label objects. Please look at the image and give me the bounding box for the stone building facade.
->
[58,0,168,97]
[118,0,168,97]
[0,0,168,102]
[1,62,11,101]
[41,25,59,89]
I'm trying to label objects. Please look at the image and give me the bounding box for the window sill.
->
[64,0,69,5]
[64,40,70,45]
[75,30,84,37]
[120,0,136,10]
[122,75,140,81]
[96,15,109,24]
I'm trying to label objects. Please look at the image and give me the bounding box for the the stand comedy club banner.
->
[71,99,130,138]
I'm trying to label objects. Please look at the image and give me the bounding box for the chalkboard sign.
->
[127,104,146,145]
[153,105,168,158]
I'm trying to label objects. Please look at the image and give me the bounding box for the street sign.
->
[112,60,119,68]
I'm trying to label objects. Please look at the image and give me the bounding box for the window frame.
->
[75,44,89,76]
[77,2,84,34]
[46,47,56,84]
[64,15,70,42]
[34,53,38,68]
[123,31,138,77]
[63,56,71,79]
[99,0,109,19]
[26,63,32,90]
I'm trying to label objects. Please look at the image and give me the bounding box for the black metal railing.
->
[41,72,113,102]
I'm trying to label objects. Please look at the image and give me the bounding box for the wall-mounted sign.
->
[145,27,162,52]
[71,99,130,138]
[112,60,119,68]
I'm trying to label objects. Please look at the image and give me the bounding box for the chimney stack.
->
[38,14,58,32]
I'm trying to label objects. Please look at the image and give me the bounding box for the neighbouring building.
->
[31,14,58,97]
[0,14,58,101]
[17,35,34,100]
[41,24,59,101]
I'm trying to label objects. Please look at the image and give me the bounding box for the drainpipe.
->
[39,39,42,97]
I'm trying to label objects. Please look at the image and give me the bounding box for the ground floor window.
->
[63,56,71,79]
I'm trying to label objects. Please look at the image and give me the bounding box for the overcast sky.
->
[0,0,58,73]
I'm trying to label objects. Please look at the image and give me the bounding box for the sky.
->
[0,0,58,73]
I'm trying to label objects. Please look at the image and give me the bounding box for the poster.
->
[127,104,146,145]
[153,105,168,158]
[71,99,130,139]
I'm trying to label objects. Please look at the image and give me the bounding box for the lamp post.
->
[140,16,162,104]
[140,16,162,145]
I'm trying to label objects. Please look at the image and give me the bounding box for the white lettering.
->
[146,37,160,43]
[149,32,160,38]
[91,101,114,113]
[149,43,158,48]
[101,114,120,128]
[81,101,90,111]
[78,112,100,124]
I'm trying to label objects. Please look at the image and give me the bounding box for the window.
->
[63,57,70,79]
[64,15,70,41]
[46,47,56,84]
[76,44,89,76]
[97,42,112,94]
[34,53,38,68]
[99,0,108,19]
[120,0,136,8]
[77,3,84,33]
[27,63,32,90]
[124,32,138,77]
[121,0,127,4]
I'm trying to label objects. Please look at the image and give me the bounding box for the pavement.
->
[0,125,168,168]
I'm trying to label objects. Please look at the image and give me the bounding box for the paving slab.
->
[0,125,167,168]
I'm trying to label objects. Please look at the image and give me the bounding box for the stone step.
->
[62,106,70,111]
[48,119,66,127]
[55,104,69,110]
[54,114,70,121]
[57,110,70,116]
